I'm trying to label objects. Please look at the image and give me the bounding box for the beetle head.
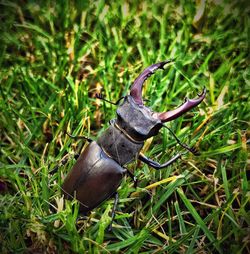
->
[116,60,206,141]
[116,95,162,141]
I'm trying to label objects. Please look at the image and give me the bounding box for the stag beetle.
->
[62,60,206,227]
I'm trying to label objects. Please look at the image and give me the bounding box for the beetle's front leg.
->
[138,152,184,170]
[163,125,199,155]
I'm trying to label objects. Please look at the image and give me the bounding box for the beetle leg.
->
[50,153,80,174]
[126,168,138,188]
[96,93,125,105]
[50,132,91,174]
[163,125,199,155]
[66,132,93,142]
[138,153,183,170]
[108,192,119,231]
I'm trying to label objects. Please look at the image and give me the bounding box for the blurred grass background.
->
[0,0,249,253]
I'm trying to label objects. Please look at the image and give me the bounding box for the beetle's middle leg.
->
[50,153,79,174]
[66,132,93,143]
[50,132,92,174]
[138,152,184,170]
[66,131,93,159]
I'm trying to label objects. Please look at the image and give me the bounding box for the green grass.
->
[0,0,249,253]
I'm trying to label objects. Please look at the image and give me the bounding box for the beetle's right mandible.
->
[129,60,206,122]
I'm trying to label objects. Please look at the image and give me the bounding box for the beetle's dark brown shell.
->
[62,141,126,212]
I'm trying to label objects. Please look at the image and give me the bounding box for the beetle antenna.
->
[95,93,125,105]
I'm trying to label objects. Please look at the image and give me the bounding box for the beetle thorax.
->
[116,95,162,141]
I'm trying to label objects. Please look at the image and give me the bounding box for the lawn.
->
[0,1,249,253]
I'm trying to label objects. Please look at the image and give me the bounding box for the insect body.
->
[62,60,206,224]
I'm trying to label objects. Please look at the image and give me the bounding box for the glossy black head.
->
[116,95,162,141]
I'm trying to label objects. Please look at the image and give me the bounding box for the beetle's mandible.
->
[61,60,206,226]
